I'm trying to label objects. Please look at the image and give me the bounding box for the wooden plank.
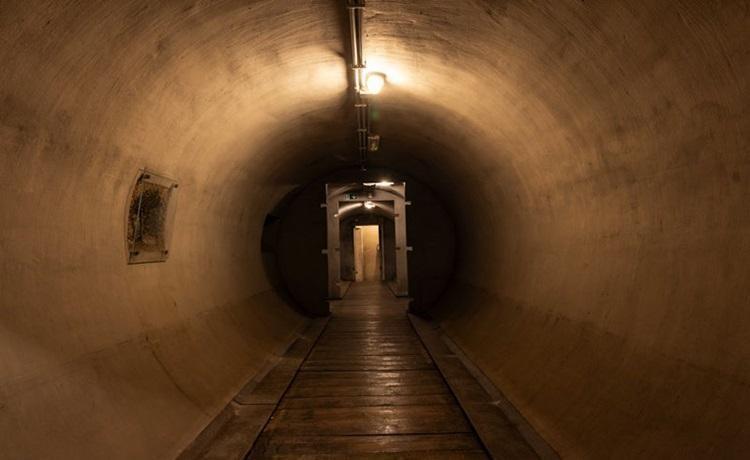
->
[264,405,473,436]
[249,433,484,457]
[315,338,422,347]
[285,381,450,398]
[313,339,422,348]
[318,334,418,340]
[329,324,408,330]
[279,394,457,409]
[310,344,425,357]
[286,369,449,397]
[326,319,414,327]
[301,354,433,371]
[250,452,488,460]
[291,369,445,385]
[250,451,487,460]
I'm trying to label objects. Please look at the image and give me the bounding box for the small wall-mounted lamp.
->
[363,180,394,187]
[361,72,386,95]
[368,134,380,152]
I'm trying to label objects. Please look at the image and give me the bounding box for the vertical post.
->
[379,221,386,281]
[325,184,342,299]
[393,184,409,296]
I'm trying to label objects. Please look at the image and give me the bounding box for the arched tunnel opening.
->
[264,168,456,317]
[1,1,749,458]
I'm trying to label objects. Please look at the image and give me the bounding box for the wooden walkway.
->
[247,282,489,459]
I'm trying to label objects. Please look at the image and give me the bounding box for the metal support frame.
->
[325,182,409,299]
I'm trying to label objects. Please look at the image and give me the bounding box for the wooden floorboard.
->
[278,394,457,409]
[249,433,485,457]
[264,404,473,435]
[247,282,489,459]
[285,370,450,398]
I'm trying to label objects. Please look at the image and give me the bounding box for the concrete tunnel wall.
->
[0,0,748,458]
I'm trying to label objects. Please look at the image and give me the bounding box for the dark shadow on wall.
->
[260,185,322,317]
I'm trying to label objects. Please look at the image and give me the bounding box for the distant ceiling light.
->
[364,57,409,86]
[363,72,386,94]
[364,201,376,209]
[362,181,394,187]
[337,202,364,217]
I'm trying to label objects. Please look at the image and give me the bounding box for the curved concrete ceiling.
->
[1,0,748,458]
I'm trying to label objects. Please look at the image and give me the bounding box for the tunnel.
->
[1,0,749,458]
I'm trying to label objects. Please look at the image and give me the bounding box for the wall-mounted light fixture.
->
[347,0,387,170]
[362,72,386,95]
[368,134,381,152]
[126,170,178,264]
[363,180,394,187]
[364,200,376,210]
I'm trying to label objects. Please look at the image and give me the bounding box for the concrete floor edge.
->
[408,314,560,460]
[176,317,330,459]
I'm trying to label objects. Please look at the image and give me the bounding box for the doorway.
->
[325,182,409,298]
[353,225,381,282]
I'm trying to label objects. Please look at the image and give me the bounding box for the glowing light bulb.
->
[364,201,376,210]
[363,180,394,187]
[364,72,386,94]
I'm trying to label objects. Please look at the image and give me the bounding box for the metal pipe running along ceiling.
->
[348,0,376,170]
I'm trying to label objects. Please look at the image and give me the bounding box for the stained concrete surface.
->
[1,0,749,458]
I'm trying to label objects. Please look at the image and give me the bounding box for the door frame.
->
[324,182,409,298]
